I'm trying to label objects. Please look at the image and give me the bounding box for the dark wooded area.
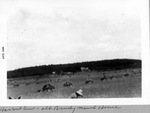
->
[7,59,141,78]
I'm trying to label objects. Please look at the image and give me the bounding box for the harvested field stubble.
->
[7,68,141,99]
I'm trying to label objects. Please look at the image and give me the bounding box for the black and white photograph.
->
[6,0,143,100]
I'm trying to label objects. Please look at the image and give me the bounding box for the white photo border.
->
[0,0,149,106]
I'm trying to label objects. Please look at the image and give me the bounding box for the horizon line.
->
[7,58,141,72]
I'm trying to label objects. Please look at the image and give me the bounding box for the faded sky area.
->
[7,1,141,70]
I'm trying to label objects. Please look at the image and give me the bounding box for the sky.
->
[7,0,141,70]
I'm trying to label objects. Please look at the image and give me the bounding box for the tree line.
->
[7,59,141,78]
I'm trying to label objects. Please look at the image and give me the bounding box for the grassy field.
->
[7,68,141,99]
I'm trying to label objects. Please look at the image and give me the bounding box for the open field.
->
[7,68,141,99]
